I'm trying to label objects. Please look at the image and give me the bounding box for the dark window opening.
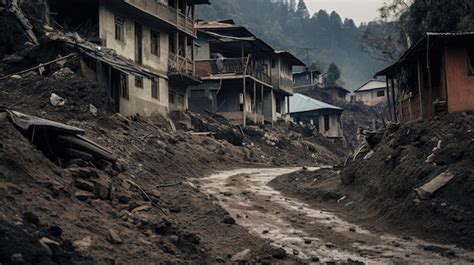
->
[152,79,159,99]
[115,15,125,42]
[468,52,474,75]
[120,73,128,100]
[276,98,282,113]
[135,76,143,88]
[169,92,175,104]
[324,114,330,131]
[151,30,160,56]
[83,55,96,72]
[169,32,176,54]
[377,90,385,97]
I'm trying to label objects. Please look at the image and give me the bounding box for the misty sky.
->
[305,0,385,24]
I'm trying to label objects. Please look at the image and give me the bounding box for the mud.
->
[199,167,474,264]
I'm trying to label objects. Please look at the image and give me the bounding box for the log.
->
[415,171,455,199]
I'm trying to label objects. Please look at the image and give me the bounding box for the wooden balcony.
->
[124,0,195,36]
[195,58,272,86]
[168,52,194,77]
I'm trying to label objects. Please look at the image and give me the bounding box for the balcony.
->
[195,58,272,86]
[168,52,194,77]
[124,0,195,36]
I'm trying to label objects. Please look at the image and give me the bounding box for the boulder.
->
[230,249,252,263]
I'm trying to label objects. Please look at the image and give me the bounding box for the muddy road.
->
[197,168,474,264]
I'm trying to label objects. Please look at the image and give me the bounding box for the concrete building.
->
[376,32,474,123]
[354,80,387,106]
[48,0,209,117]
[289,93,343,138]
[190,20,305,125]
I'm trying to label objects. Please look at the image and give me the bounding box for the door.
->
[135,22,143,65]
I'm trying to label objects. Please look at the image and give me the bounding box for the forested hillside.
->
[197,0,387,90]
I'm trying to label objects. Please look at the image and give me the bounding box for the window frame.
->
[151,79,159,99]
[376,90,385,97]
[135,76,143,89]
[151,30,160,56]
[324,114,330,131]
[115,15,125,42]
[120,73,129,100]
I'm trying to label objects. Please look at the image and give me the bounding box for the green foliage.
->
[324,63,341,86]
[197,0,385,90]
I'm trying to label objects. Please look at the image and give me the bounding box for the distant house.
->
[293,69,324,89]
[354,80,387,106]
[325,86,350,102]
[289,93,343,138]
[376,33,474,122]
[190,20,305,125]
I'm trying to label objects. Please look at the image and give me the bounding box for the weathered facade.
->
[354,80,387,106]
[293,69,323,90]
[190,20,304,125]
[289,93,343,138]
[376,33,474,123]
[48,0,209,117]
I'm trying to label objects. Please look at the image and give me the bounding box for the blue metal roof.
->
[289,93,343,113]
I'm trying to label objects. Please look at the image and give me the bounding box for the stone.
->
[304,238,312,244]
[349,227,356,232]
[69,168,97,178]
[75,179,94,192]
[48,225,63,238]
[93,180,111,200]
[89,104,98,116]
[117,194,131,204]
[311,256,320,262]
[293,249,299,255]
[107,230,123,244]
[22,211,40,226]
[74,236,92,251]
[223,191,233,197]
[131,205,152,213]
[230,249,252,262]
[39,237,59,257]
[75,191,93,201]
[271,247,287,259]
[223,215,236,224]
[10,253,24,264]
[50,93,66,106]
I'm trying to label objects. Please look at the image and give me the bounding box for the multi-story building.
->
[189,20,305,125]
[48,0,210,116]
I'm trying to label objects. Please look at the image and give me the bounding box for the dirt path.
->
[197,168,474,264]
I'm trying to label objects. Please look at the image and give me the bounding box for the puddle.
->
[198,167,474,264]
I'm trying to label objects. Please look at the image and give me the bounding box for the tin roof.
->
[354,80,387,92]
[289,93,342,114]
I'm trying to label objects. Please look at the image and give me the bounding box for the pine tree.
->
[289,0,296,12]
[296,0,310,19]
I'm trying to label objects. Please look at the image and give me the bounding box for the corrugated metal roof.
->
[355,80,386,92]
[289,93,342,113]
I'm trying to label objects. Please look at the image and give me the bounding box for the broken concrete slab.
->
[415,171,455,200]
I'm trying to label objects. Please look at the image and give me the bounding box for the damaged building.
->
[376,32,474,123]
[289,93,344,138]
[190,20,305,125]
[46,0,210,117]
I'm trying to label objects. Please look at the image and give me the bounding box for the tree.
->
[324,63,341,87]
[289,0,296,12]
[296,0,310,19]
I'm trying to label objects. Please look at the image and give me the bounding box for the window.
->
[324,114,330,131]
[120,73,128,100]
[151,30,160,56]
[83,55,96,72]
[377,90,385,97]
[276,98,282,113]
[115,15,125,42]
[151,79,159,99]
[169,32,176,54]
[468,52,474,75]
[169,91,175,104]
[135,76,143,88]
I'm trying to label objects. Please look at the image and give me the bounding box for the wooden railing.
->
[124,0,195,36]
[169,53,194,76]
[195,58,272,85]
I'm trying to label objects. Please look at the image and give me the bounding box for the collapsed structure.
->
[376,32,474,122]
[190,20,305,125]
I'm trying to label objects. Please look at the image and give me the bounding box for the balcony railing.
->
[169,53,194,76]
[124,0,195,36]
[195,58,272,85]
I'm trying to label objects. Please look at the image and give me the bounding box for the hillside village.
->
[0,0,473,264]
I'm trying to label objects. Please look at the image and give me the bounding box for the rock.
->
[169,206,181,213]
[74,236,92,251]
[39,237,59,257]
[425,153,436,163]
[10,253,24,264]
[262,230,269,234]
[107,230,123,244]
[223,191,233,197]
[89,104,98,116]
[48,225,62,238]
[293,249,299,255]
[223,215,236,224]
[364,150,375,160]
[304,238,312,244]
[117,194,131,204]
[22,211,40,226]
[51,67,74,80]
[131,205,152,213]
[75,178,94,192]
[69,168,97,178]
[93,179,111,200]
[349,227,356,232]
[75,191,93,201]
[271,247,287,259]
[113,161,126,173]
[311,256,320,262]
[11,74,22,79]
[231,249,252,262]
[50,93,66,106]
